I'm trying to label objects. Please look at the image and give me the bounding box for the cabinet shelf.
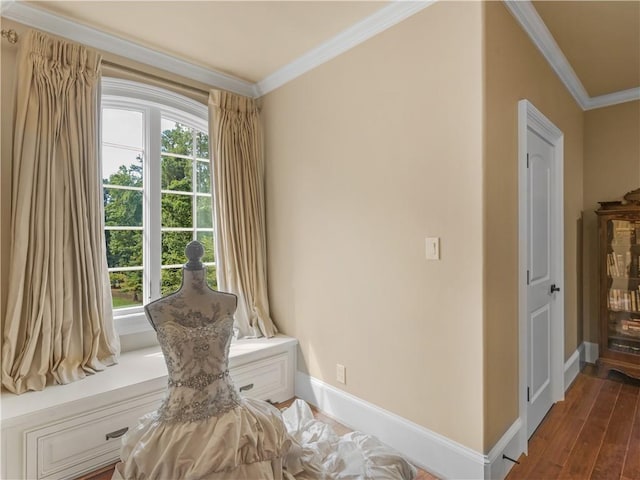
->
[597,199,640,377]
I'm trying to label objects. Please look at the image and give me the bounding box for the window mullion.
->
[192,128,198,242]
[146,106,162,303]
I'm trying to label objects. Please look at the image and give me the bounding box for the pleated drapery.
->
[208,90,277,338]
[2,30,120,394]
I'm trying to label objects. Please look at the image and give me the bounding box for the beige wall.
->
[483,2,584,449]
[583,101,640,345]
[263,2,485,452]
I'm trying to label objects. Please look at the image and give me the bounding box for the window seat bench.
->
[1,334,297,480]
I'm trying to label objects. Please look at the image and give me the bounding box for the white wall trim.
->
[504,0,639,111]
[484,418,524,480]
[296,371,525,480]
[0,0,257,98]
[504,0,588,109]
[3,0,636,108]
[583,341,600,364]
[584,88,640,111]
[295,371,485,479]
[254,1,435,96]
[564,346,582,390]
[0,0,16,16]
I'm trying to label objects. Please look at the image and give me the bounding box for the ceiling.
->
[26,1,389,83]
[532,1,639,98]
[4,1,640,104]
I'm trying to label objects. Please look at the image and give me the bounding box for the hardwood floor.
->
[506,364,640,480]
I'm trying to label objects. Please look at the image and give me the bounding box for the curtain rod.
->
[1,29,18,44]
[0,31,210,100]
[101,60,210,101]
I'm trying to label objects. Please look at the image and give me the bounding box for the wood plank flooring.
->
[507,365,640,480]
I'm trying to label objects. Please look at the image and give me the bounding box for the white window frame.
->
[101,77,210,335]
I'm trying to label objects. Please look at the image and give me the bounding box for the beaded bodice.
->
[156,316,241,423]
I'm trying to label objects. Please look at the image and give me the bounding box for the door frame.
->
[517,99,565,453]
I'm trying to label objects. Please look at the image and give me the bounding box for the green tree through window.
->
[102,104,215,313]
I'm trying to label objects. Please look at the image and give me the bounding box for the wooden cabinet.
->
[597,194,640,379]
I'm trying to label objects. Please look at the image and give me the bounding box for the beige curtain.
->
[208,90,277,338]
[2,30,119,395]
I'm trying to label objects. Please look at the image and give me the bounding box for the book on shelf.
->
[607,252,640,278]
[608,288,640,311]
[621,318,640,334]
[611,219,637,246]
[616,318,640,340]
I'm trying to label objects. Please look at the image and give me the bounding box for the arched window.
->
[101,78,214,334]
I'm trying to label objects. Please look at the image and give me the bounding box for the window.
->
[101,78,214,333]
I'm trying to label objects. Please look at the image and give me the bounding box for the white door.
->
[526,128,558,438]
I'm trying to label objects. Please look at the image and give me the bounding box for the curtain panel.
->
[208,90,277,338]
[2,30,119,394]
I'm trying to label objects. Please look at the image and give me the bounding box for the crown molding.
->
[504,0,640,111]
[1,0,16,17]
[255,0,436,96]
[1,0,257,98]
[504,0,590,110]
[584,87,640,111]
[3,0,636,108]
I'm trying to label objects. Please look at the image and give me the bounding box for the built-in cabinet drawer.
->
[232,352,291,403]
[1,335,297,480]
[26,391,164,480]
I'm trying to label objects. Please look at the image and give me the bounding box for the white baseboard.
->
[484,418,523,480]
[564,346,582,391]
[295,371,523,480]
[582,341,599,364]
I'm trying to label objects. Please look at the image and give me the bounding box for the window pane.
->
[162,231,193,266]
[197,231,215,263]
[161,120,193,156]
[196,196,213,229]
[103,109,143,149]
[103,146,143,185]
[162,156,192,192]
[106,230,143,268]
[109,271,143,308]
[162,193,193,228]
[196,131,209,158]
[161,266,216,294]
[206,265,217,290]
[196,161,211,193]
[161,268,182,296]
[104,187,143,227]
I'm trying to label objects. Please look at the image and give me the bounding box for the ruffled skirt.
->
[113,397,289,480]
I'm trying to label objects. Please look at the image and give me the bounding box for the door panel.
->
[529,304,550,402]
[530,158,550,284]
[527,128,555,438]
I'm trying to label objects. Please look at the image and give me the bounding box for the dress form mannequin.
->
[144,241,237,331]
[113,241,289,479]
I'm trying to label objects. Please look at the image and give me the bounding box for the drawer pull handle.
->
[239,383,254,392]
[106,427,129,441]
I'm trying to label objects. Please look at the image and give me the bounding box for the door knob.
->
[550,284,560,293]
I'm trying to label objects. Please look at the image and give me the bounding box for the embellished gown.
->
[113,314,290,480]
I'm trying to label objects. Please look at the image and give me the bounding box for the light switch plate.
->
[425,237,440,260]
